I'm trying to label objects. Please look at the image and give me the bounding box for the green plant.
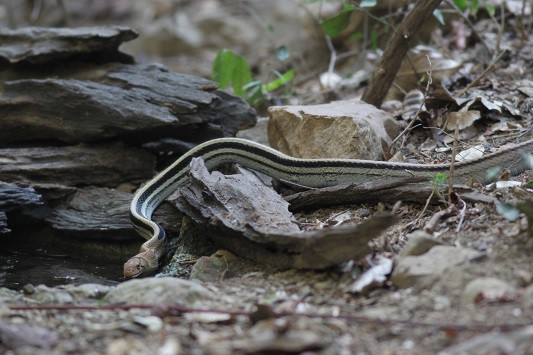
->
[320,2,376,38]
[430,173,449,204]
[211,49,294,106]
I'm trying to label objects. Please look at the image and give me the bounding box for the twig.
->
[445,0,493,56]
[456,50,506,97]
[414,189,435,226]
[455,196,467,232]
[362,0,443,107]
[7,304,529,331]
[325,35,337,77]
[387,56,433,156]
[448,123,460,202]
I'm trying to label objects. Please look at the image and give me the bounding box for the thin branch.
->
[362,0,443,107]
[456,49,506,98]
[387,56,432,156]
[448,123,460,202]
[455,196,467,232]
[445,0,493,56]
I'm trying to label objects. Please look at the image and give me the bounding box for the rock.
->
[40,187,133,239]
[525,284,533,309]
[0,182,41,211]
[438,326,533,355]
[0,26,136,65]
[104,278,217,307]
[0,144,155,186]
[236,116,270,146]
[390,246,483,289]
[0,70,254,144]
[23,284,112,304]
[32,187,175,242]
[0,323,59,350]
[219,318,332,354]
[462,278,518,304]
[0,287,25,304]
[0,181,41,232]
[0,212,7,233]
[267,100,401,160]
[399,231,447,257]
[189,250,260,282]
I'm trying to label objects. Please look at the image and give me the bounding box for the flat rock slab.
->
[0,144,155,186]
[0,64,256,144]
[268,100,401,160]
[0,26,137,65]
[104,278,217,307]
[43,187,134,240]
[26,187,180,241]
[0,182,42,233]
[0,212,8,234]
[391,245,484,289]
[0,182,41,211]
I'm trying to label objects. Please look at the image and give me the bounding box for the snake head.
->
[123,255,158,279]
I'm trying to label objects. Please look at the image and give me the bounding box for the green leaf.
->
[360,0,376,7]
[264,70,294,92]
[454,0,468,11]
[486,4,495,17]
[212,49,235,89]
[486,166,502,181]
[433,9,445,25]
[243,80,263,105]
[349,32,364,42]
[371,27,378,51]
[470,0,480,15]
[232,55,252,97]
[431,173,448,185]
[321,7,355,37]
[276,45,290,61]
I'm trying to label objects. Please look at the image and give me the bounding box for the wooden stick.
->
[362,0,443,107]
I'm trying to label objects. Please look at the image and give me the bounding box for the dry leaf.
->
[455,145,485,162]
[445,111,481,131]
[349,255,393,294]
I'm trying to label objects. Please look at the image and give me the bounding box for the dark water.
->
[0,247,123,290]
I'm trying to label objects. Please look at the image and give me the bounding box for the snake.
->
[123,137,533,278]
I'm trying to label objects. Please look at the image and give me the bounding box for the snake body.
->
[123,137,533,278]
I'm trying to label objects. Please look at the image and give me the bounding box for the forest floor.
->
[1,1,532,354]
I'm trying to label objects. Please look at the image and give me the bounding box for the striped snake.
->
[123,137,532,278]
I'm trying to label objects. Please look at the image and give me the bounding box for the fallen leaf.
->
[455,145,485,162]
[349,255,393,294]
[489,121,523,133]
[445,110,481,131]
[495,181,524,189]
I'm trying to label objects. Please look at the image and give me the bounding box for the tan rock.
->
[104,278,216,307]
[267,100,401,160]
[462,278,518,304]
[399,231,447,257]
[391,246,483,289]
